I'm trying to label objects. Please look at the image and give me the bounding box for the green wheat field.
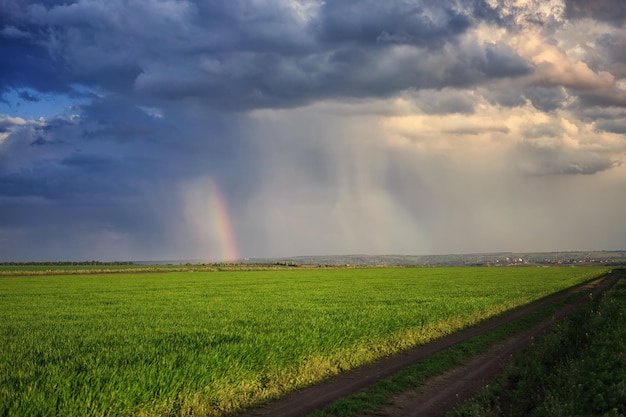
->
[0,267,607,416]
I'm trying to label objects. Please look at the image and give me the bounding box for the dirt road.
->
[235,272,618,417]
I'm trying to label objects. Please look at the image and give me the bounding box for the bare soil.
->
[235,273,618,417]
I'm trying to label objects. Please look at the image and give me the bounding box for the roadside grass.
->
[448,268,626,417]
[0,267,607,416]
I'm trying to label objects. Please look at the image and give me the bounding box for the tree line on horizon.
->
[0,261,135,266]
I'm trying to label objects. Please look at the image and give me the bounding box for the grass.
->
[448,268,626,417]
[0,267,608,416]
[309,269,622,417]
[308,288,581,417]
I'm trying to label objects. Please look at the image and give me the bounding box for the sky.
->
[1,0,626,262]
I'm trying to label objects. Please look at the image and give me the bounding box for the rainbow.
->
[206,180,239,262]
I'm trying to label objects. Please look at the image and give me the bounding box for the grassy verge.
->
[448,268,626,417]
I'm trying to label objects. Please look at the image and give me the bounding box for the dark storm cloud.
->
[568,105,626,135]
[575,88,626,108]
[189,1,319,55]
[576,106,626,140]
[135,40,532,110]
[443,125,510,135]
[0,91,255,202]
[516,141,620,176]
[17,90,40,102]
[525,86,569,112]
[0,154,124,199]
[0,28,69,95]
[0,196,172,261]
[3,0,626,261]
[522,123,563,139]
[483,85,569,112]
[0,171,85,199]
[0,168,63,198]
[479,43,532,78]
[59,153,115,169]
[0,101,155,201]
[595,118,626,134]
[564,0,626,26]
[482,86,527,108]
[1,0,533,111]
[0,149,130,199]
[317,0,472,48]
[1,1,142,94]
[77,96,165,143]
[0,26,33,39]
[413,89,476,114]
[596,31,626,74]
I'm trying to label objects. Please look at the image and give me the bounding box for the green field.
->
[0,267,607,416]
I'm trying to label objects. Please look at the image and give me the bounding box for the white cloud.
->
[0,115,44,143]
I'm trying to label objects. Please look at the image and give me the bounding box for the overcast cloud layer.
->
[1,0,626,261]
